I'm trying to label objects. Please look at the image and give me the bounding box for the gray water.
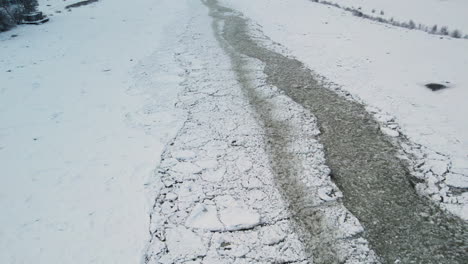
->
[204,0,468,263]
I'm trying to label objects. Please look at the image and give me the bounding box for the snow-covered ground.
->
[328,0,468,34]
[1,0,467,263]
[0,0,190,263]
[220,0,468,219]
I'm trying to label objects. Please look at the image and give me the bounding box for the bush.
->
[450,29,462,38]
[440,26,449,35]
[352,10,363,17]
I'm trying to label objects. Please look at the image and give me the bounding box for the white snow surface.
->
[220,0,468,219]
[0,0,190,263]
[330,0,468,34]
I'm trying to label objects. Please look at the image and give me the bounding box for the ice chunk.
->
[380,127,399,137]
[186,203,223,231]
[172,150,197,161]
[219,206,261,231]
[165,226,206,260]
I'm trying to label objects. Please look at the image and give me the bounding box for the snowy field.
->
[220,0,468,219]
[0,0,189,263]
[328,0,468,34]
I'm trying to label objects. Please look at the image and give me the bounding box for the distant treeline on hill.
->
[0,0,38,31]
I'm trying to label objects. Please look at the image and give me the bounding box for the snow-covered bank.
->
[220,0,468,219]
[0,0,190,263]
[326,0,468,34]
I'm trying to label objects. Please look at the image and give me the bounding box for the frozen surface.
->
[0,0,190,263]
[144,2,377,263]
[220,0,468,220]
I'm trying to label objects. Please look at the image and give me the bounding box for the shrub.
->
[352,10,363,17]
[376,17,385,23]
[451,29,462,38]
[408,20,416,29]
[440,26,449,35]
